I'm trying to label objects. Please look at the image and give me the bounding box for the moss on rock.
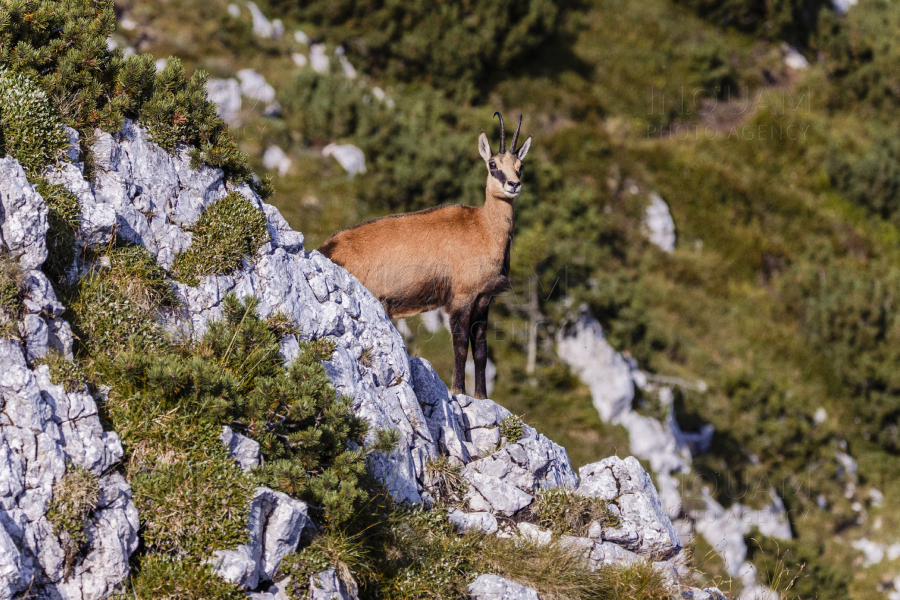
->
[172,192,270,286]
[0,69,69,174]
[47,464,100,576]
[35,350,86,392]
[35,178,80,285]
[0,255,26,339]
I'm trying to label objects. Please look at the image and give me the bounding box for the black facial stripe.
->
[490,169,507,184]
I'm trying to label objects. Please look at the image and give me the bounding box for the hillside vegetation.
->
[5,0,900,596]
[108,0,900,596]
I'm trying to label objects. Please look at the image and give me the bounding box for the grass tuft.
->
[424,456,467,505]
[117,555,247,600]
[67,243,176,356]
[522,487,621,537]
[500,414,525,444]
[35,178,80,285]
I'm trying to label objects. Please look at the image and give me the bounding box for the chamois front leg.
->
[470,295,492,399]
[449,305,472,396]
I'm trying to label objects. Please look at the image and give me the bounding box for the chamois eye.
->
[489,161,496,169]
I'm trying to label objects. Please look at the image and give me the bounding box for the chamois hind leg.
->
[448,304,472,396]
[470,295,493,399]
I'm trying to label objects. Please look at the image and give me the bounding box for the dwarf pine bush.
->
[0,0,258,186]
[100,293,370,527]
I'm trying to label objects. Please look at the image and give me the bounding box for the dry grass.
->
[424,456,467,505]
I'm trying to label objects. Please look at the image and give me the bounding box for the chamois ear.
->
[478,130,492,162]
[516,135,532,160]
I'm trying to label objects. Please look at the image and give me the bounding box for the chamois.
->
[319,112,532,398]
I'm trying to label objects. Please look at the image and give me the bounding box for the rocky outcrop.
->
[643,192,676,253]
[577,457,681,559]
[0,160,137,600]
[0,117,696,597]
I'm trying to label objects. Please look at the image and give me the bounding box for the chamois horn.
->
[511,114,523,154]
[494,111,505,153]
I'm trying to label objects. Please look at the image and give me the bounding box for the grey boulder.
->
[309,569,358,600]
[448,509,498,534]
[468,574,539,600]
[211,487,308,588]
[577,456,681,559]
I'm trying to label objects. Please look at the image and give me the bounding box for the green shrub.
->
[779,254,900,452]
[0,0,125,132]
[121,555,247,600]
[826,132,900,224]
[172,192,270,286]
[0,255,26,339]
[101,294,370,527]
[67,244,176,355]
[271,0,560,100]
[35,178,80,284]
[499,414,525,443]
[47,464,99,576]
[0,69,69,173]
[140,58,253,181]
[672,0,830,46]
[816,2,900,116]
[745,532,852,600]
[280,73,483,212]
[132,436,255,561]
[0,0,256,183]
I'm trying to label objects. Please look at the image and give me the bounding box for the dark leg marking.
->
[470,295,493,399]
[449,306,472,396]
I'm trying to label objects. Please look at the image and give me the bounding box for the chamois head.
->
[478,112,532,201]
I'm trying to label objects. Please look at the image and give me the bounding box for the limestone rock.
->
[0,158,49,270]
[577,456,681,559]
[310,44,329,73]
[409,357,470,465]
[263,145,292,177]
[516,522,552,546]
[468,574,539,600]
[0,333,136,599]
[309,569,358,600]
[560,535,641,568]
[462,469,533,517]
[448,509,498,534]
[220,426,261,472]
[323,144,366,177]
[207,78,242,124]
[644,192,675,252]
[463,436,578,495]
[211,487,308,588]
